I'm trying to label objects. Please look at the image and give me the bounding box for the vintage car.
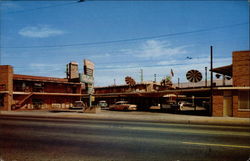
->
[178,101,193,109]
[69,101,86,110]
[98,100,108,109]
[109,101,137,111]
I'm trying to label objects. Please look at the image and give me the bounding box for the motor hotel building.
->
[0,51,249,118]
[0,62,87,111]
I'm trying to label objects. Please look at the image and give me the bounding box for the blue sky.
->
[0,1,249,86]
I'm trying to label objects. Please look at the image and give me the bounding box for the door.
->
[223,91,232,117]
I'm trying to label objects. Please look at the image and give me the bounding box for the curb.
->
[1,111,250,127]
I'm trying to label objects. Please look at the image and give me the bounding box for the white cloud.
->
[89,53,111,59]
[97,63,139,69]
[125,40,188,58]
[19,25,64,38]
[157,60,179,65]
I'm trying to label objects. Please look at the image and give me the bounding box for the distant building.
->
[174,79,232,88]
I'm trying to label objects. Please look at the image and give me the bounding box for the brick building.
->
[0,65,87,111]
[212,51,250,117]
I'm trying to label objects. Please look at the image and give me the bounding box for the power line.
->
[4,2,78,15]
[95,63,187,70]
[95,57,232,70]
[1,22,248,49]
[13,63,184,73]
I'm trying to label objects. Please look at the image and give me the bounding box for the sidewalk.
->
[1,110,250,126]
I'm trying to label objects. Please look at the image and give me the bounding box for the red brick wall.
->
[45,83,73,93]
[231,51,250,118]
[235,111,250,118]
[232,93,250,118]
[232,95,238,117]
[0,65,13,111]
[233,51,250,87]
[212,91,223,116]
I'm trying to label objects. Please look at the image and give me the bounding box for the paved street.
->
[0,115,250,161]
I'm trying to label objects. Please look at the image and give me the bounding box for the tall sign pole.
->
[81,59,95,107]
[210,46,213,116]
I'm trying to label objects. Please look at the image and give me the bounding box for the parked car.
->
[109,101,137,111]
[98,100,108,109]
[178,101,193,109]
[202,101,210,110]
[69,101,86,110]
[161,102,180,113]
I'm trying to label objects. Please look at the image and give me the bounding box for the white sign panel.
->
[80,74,94,84]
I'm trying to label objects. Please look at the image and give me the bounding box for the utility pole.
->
[178,78,180,88]
[114,79,116,86]
[154,74,156,83]
[205,67,207,87]
[140,69,143,83]
[222,75,225,86]
[210,46,213,116]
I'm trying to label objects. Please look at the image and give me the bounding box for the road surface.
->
[0,115,250,161]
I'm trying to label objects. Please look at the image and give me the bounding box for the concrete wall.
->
[0,65,13,111]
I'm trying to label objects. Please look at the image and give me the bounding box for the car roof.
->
[116,101,128,103]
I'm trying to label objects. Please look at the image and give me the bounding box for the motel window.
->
[33,83,44,92]
[0,94,4,107]
[72,87,77,93]
[32,99,43,109]
[239,90,250,110]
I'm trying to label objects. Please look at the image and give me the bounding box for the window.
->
[0,94,4,108]
[239,90,250,110]
[33,83,44,92]
[72,87,77,93]
[32,99,43,109]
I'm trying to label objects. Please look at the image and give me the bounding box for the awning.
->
[211,64,232,77]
